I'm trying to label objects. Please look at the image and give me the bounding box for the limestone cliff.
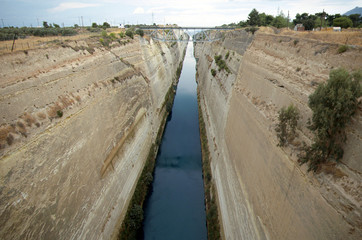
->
[195,29,361,239]
[0,34,187,239]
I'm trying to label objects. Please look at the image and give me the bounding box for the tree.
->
[275,104,300,147]
[238,20,247,27]
[135,28,144,37]
[333,17,353,28]
[92,22,98,28]
[43,21,49,28]
[299,68,362,171]
[125,29,134,39]
[265,14,274,25]
[248,8,260,26]
[347,14,361,27]
[53,23,60,28]
[303,18,315,30]
[271,15,288,28]
[259,13,274,26]
[315,11,327,28]
[102,22,111,29]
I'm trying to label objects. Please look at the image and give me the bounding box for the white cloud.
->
[133,7,145,14]
[49,2,100,12]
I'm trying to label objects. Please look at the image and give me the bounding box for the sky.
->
[0,0,360,27]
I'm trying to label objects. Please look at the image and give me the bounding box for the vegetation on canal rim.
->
[197,89,221,240]
[118,59,184,240]
[299,68,361,172]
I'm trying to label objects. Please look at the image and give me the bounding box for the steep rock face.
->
[0,35,187,239]
[195,29,361,239]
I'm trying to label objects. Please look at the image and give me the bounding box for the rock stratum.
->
[0,34,187,239]
[195,28,361,239]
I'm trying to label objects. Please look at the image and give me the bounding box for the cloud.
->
[49,2,100,12]
[133,7,145,14]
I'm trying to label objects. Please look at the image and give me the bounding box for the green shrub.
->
[275,104,300,147]
[99,38,109,47]
[135,29,144,37]
[125,29,134,39]
[211,69,217,77]
[338,45,349,54]
[102,22,111,29]
[56,110,63,118]
[119,32,125,38]
[333,17,353,29]
[299,68,361,171]
[225,51,230,59]
[109,32,117,40]
[245,27,259,34]
[61,28,77,36]
[101,30,108,38]
[293,39,299,46]
[214,55,231,73]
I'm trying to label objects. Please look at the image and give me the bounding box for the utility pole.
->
[322,9,326,30]
[287,11,290,29]
[37,18,39,27]
[1,19,4,28]
[152,12,154,25]
[81,16,84,27]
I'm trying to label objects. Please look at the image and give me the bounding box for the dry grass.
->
[0,31,101,55]
[16,121,27,137]
[6,134,14,145]
[59,95,74,108]
[321,162,347,179]
[21,113,36,127]
[47,103,63,119]
[277,28,362,46]
[0,125,15,142]
[37,112,47,120]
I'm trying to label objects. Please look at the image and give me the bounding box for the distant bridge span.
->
[139,27,234,42]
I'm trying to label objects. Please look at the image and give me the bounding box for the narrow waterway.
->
[142,42,207,239]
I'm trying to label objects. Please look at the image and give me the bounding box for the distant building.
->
[294,24,305,31]
[333,27,341,32]
[119,24,125,29]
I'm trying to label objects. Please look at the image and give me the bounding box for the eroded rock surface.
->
[195,29,361,239]
[0,35,187,239]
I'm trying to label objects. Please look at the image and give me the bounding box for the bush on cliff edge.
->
[299,68,361,172]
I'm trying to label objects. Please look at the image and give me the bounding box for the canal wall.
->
[195,28,362,239]
[0,33,187,239]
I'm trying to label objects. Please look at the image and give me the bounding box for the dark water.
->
[142,43,207,240]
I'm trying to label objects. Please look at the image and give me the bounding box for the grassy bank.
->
[197,89,221,240]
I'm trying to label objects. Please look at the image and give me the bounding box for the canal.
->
[142,42,207,239]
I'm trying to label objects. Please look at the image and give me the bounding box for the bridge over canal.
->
[140,26,234,42]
